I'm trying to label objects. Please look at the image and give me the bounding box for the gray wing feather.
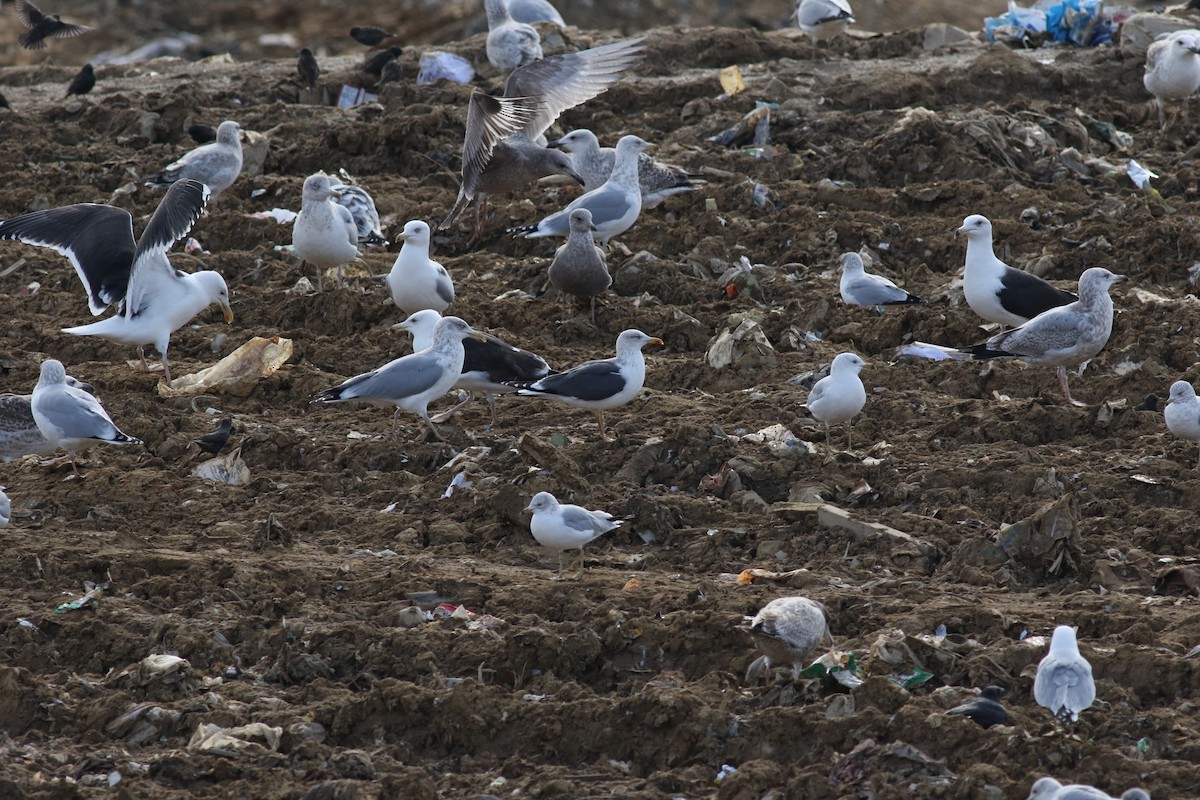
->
[845,274,908,306]
[349,355,448,401]
[559,506,616,538]
[38,390,118,441]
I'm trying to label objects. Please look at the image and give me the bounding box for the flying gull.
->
[438,37,645,237]
[330,179,388,246]
[802,352,867,452]
[32,359,142,473]
[293,171,360,291]
[485,0,542,72]
[15,0,90,50]
[795,0,854,45]
[0,180,233,383]
[398,309,552,426]
[741,596,833,682]
[945,685,1009,729]
[962,267,1124,406]
[838,251,923,312]
[547,208,610,325]
[506,0,565,27]
[387,220,455,314]
[553,128,704,208]
[1027,777,1150,800]
[510,134,650,244]
[513,328,661,440]
[311,315,486,441]
[1165,380,1200,469]
[1033,625,1095,725]
[1144,30,1200,129]
[955,214,1076,328]
[525,491,621,579]
[146,120,243,200]
[0,373,93,463]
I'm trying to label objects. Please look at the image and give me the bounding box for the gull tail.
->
[885,294,925,306]
[962,343,1015,361]
[362,232,389,247]
[103,431,143,446]
[506,224,538,238]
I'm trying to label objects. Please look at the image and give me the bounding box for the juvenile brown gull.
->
[547,208,610,324]
[741,596,833,682]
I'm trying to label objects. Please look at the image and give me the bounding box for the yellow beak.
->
[648,337,664,346]
[221,303,234,324]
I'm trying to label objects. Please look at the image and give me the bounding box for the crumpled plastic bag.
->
[985,0,1115,47]
[193,447,251,486]
[188,722,282,753]
[158,336,293,398]
[417,51,474,85]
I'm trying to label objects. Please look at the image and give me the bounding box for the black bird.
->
[375,59,402,89]
[945,685,1008,729]
[16,0,90,50]
[63,63,94,98]
[1135,393,1159,413]
[297,48,319,90]
[350,26,393,47]
[0,91,10,111]
[187,122,217,144]
[193,418,234,456]
[361,46,402,78]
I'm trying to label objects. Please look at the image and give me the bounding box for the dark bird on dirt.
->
[0,91,10,111]
[15,0,90,50]
[350,26,393,47]
[297,48,319,90]
[361,46,403,78]
[193,417,234,456]
[375,58,402,88]
[63,63,94,98]
[1135,393,1159,413]
[945,685,1009,729]
[187,122,216,144]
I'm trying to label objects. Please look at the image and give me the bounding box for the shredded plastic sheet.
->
[985,0,1118,48]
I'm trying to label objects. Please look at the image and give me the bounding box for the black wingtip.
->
[963,344,1013,360]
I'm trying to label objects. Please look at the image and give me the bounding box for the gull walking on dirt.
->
[1033,626,1095,725]
[1164,380,1200,469]
[838,252,923,312]
[547,208,610,324]
[552,128,704,208]
[293,172,359,291]
[146,120,243,200]
[32,359,142,473]
[1144,30,1200,129]
[802,352,867,452]
[526,491,622,579]
[0,486,8,526]
[387,221,455,314]
[741,596,833,682]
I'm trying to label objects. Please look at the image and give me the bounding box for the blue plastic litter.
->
[985,0,1116,48]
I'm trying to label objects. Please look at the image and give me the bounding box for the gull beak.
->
[1113,274,1129,282]
[393,320,411,332]
[550,137,566,149]
[329,188,344,199]
[468,329,488,342]
[648,337,664,346]
[567,168,586,187]
[953,226,966,238]
[523,502,535,512]
[221,302,234,324]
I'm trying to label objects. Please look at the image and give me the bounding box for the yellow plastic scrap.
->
[719,65,745,96]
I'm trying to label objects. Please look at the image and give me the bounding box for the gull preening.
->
[552,128,704,208]
[742,596,833,682]
[1033,625,1095,725]
[146,120,243,200]
[31,359,142,473]
[1165,380,1200,469]
[525,491,622,579]
[802,352,867,452]
[387,221,455,314]
[838,252,923,312]
[293,172,360,291]
[1144,30,1200,129]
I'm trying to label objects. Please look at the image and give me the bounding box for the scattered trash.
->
[706,313,776,369]
[55,580,110,614]
[113,654,191,687]
[798,650,864,689]
[710,101,778,153]
[735,567,812,586]
[715,764,738,781]
[416,51,474,85]
[193,447,251,486]
[718,65,745,96]
[442,470,473,499]
[888,667,935,689]
[337,85,378,109]
[718,256,767,302]
[893,341,968,362]
[158,336,293,398]
[1127,159,1171,209]
[189,722,283,754]
[984,0,1116,48]
[246,208,298,225]
[1154,566,1200,597]
[622,578,642,591]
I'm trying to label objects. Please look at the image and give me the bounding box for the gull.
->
[485,0,542,72]
[513,328,661,440]
[1027,777,1150,800]
[552,128,704,208]
[293,172,359,291]
[387,221,455,314]
[0,180,233,383]
[146,120,243,200]
[962,267,1124,406]
[398,309,552,426]
[311,315,486,442]
[509,135,650,244]
[945,686,1009,729]
[330,178,388,246]
[956,214,1077,328]
[1033,626,1095,725]
[802,352,867,452]
[505,0,565,27]
[741,596,833,682]
[1165,380,1200,469]
[15,0,90,50]
[1144,29,1200,129]
[0,373,93,463]
[438,38,644,237]
[795,0,854,45]
[525,491,621,579]
[0,486,8,526]
[547,208,610,325]
[32,359,142,474]
[838,252,923,312]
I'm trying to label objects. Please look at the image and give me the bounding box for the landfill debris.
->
[54,580,110,614]
[718,65,745,96]
[416,51,474,85]
[193,446,251,486]
[246,208,298,225]
[717,256,767,302]
[158,336,293,398]
[735,567,812,585]
[706,313,776,369]
[112,654,191,687]
[1154,566,1200,597]
[984,0,1117,48]
[1127,159,1171,210]
[337,85,378,109]
[715,764,737,781]
[442,470,473,499]
[710,101,778,152]
[798,650,864,689]
[189,722,283,754]
[888,667,935,689]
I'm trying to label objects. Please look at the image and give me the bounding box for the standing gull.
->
[485,0,542,72]
[838,252,923,312]
[552,128,704,208]
[802,352,867,452]
[525,491,621,579]
[32,359,142,474]
[1027,777,1150,800]
[945,686,1009,729]
[741,597,833,682]
[1033,626,1095,725]
[438,38,645,236]
[962,267,1124,406]
[0,486,8,526]
[510,135,651,244]
[0,374,93,463]
[15,0,90,49]
[513,328,661,440]
[311,316,486,442]
[547,208,610,324]
[387,221,455,314]
[398,309,552,426]
[146,120,243,200]
[331,178,388,246]
[1165,380,1200,469]
[293,172,359,291]
[1144,30,1200,129]
[956,214,1076,328]
[0,180,233,383]
[795,0,854,45]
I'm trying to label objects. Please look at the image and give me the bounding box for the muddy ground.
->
[3,1,1200,799]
